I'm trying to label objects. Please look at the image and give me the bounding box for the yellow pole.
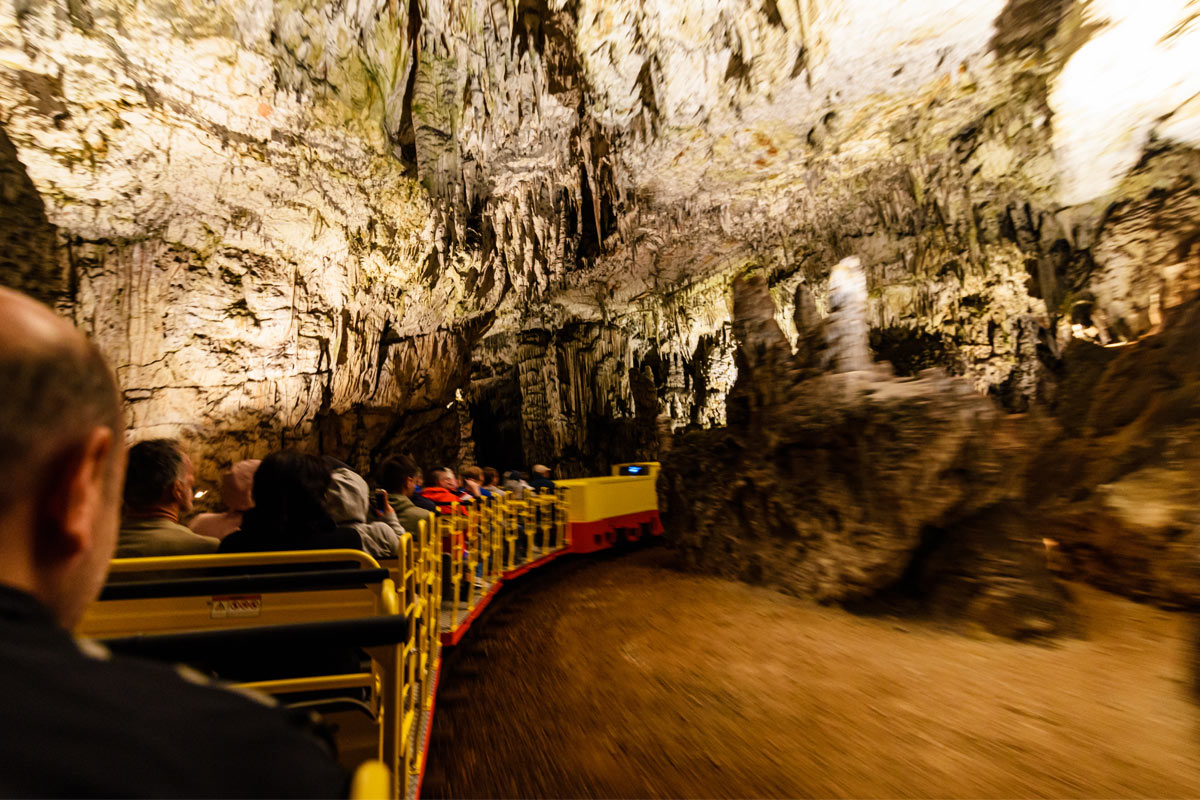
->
[425,516,440,709]
[413,519,428,713]
[399,534,416,790]
[539,491,552,552]
[523,498,535,564]
[464,502,478,611]
[445,506,461,631]
[504,498,520,570]
[556,489,569,549]
[489,497,500,578]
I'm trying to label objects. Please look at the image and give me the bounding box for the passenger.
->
[503,469,531,499]
[0,287,347,797]
[461,465,492,499]
[219,451,362,553]
[378,455,434,536]
[117,439,219,557]
[410,467,438,513]
[530,463,556,494]
[446,468,473,500]
[189,458,260,541]
[417,467,473,514]
[482,466,506,497]
[325,467,402,559]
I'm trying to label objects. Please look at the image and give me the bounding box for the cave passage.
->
[422,546,1200,799]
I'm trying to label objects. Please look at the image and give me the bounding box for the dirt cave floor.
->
[421,546,1200,799]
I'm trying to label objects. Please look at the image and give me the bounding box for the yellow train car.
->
[556,462,663,553]
[78,464,663,798]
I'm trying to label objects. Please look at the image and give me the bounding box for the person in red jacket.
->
[416,468,473,580]
[417,467,472,514]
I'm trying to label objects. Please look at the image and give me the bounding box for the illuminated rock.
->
[1034,296,1200,608]
[824,257,872,373]
[1,0,1200,501]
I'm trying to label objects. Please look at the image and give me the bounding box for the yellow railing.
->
[434,490,571,640]
[505,497,523,569]
[106,548,382,573]
[351,760,391,800]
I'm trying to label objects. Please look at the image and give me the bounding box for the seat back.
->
[79,548,411,799]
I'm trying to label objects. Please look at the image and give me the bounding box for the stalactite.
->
[5,0,1200,501]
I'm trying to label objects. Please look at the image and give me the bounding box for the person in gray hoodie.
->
[503,470,532,500]
[324,467,404,559]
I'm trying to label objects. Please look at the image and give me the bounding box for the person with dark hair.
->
[482,466,506,497]
[378,455,433,536]
[409,466,438,513]
[219,450,362,553]
[0,287,347,797]
[504,469,531,499]
[117,438,218,557]
[461,465,492,499]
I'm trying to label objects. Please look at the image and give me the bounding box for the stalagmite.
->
[824,256,872,373]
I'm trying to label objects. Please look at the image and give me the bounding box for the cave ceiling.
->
[2,0,1200,475]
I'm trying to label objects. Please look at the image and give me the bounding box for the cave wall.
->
[532,0,1200,424]
[3,0,1200,490]
[0,0,617,486]
[660,270,1074,638]
[469,322,658,476]
[1,0,437,486]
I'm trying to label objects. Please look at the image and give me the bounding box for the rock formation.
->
[662,270,1071,637]
[1032,297,1200,607]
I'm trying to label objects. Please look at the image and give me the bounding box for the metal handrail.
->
[108,549,382,573]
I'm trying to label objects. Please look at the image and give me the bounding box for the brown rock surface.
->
[662,272,1070,636]
[1034,296,1200,608]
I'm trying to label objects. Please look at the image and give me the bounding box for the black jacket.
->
[0,584,348,798]
[218,510,363,554]
[530,477,556,493]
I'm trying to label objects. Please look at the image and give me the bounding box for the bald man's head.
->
[0,287,123,503]
[0,287,124,627]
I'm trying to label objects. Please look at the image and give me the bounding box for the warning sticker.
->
[210,595,262,619]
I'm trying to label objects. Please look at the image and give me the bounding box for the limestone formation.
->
[1032,296,1200,608]
[662,272,1071,637]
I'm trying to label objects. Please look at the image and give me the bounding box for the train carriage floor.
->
[421,545,1200,799]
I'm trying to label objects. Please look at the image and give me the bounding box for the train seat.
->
[78,549,416,799]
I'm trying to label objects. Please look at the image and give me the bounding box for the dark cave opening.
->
[470,376,526,474]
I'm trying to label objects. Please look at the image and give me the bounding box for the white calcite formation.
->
[2,0,1200,482]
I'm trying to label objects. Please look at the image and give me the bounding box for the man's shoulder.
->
[398,504,433,523]
[0,626,347,798]
[117,519,219,557]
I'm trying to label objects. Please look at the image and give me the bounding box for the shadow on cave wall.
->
[0,123,67,305]
[470,370,526,475]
